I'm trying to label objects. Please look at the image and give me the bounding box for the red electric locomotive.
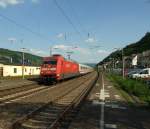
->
[40,54,79,83]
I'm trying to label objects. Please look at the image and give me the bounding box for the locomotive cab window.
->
[43,60,57,65]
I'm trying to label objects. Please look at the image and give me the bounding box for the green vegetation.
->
[107,74,150,105]
[100,32,150,64]
[0,48,42,66]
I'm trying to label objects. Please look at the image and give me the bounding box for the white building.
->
[0,64,40,77]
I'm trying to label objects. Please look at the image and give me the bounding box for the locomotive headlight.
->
[57,74,60,76]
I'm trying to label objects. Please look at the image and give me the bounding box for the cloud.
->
[53,45,70,51]
[29,48,46,56]
[8,37,17,43]
[50,44,109,63]
[0,0,39,8]
[97,49,110,55]
[75,47,91,55]
[52,44,91,55]
[56,33,64,39]
[0,0,24,8]
[85,38,96,43]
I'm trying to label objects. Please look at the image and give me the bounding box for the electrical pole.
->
[66,51,73,60]
[50,47,52,56]
[21,48,25,79]
[122,48,125,79]
[113,58,115,72]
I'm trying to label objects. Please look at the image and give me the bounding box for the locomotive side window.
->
[43,60,57,65]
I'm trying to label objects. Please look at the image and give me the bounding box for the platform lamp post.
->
[122,48,125,79]
[21,48,26,79]
[109,57,114,72]
[114,48,125,79]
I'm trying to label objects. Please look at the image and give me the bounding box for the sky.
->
[0,0,150,63]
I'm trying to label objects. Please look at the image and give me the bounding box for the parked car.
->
[127,71,138,78]
[127,69,141,78]
[132,68,150,79]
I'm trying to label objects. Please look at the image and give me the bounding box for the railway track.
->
[0,83,38,97]
[0,73,93,105]
[11,72,98,129]
[0,84,50,105]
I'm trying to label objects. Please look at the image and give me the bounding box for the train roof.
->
[79,63,92,68]
[43,55,78,64]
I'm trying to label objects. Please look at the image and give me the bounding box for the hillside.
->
[0,48,42,66]
[99,32,150,64]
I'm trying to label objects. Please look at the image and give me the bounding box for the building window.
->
[14,68,17,73]
[25,68,27,72]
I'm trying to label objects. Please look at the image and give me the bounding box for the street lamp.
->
[114,48,125,79]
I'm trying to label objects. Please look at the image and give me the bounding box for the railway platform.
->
[68,73,150,129]
[68,73,102,129]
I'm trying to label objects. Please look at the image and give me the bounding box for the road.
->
[68,72,150,129]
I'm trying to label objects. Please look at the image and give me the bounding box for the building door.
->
[0,67,3,77]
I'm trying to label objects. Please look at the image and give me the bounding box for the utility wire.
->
[53,0,83,39]
[0,13,51,41]
[66,0,88,37]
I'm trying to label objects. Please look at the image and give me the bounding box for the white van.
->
[132,68,150,79]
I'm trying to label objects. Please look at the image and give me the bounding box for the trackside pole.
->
[100,73,105,129]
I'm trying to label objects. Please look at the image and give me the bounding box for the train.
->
[40,54,93,83]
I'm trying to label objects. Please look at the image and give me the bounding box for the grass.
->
[107,73,150,105]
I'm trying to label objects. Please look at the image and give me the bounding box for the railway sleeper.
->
[20,109,65,128]
[31,115,58,122]
[21,118,54,129]
[38,111,60,116]
[21,123,49,129]
[46,104,67,110]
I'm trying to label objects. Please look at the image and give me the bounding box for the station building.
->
[0,64,40,77]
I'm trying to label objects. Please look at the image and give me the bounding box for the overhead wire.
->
[53,0,83,39]
[66,0,88,37]
[0,13,52,42]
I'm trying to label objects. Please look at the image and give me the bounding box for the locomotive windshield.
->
[43,60,57,65]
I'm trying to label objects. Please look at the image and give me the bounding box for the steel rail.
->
[11,72,95,129]
[49,73,98,129]
[0,74,87,105]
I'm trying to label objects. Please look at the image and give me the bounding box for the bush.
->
[108,74,150,103]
